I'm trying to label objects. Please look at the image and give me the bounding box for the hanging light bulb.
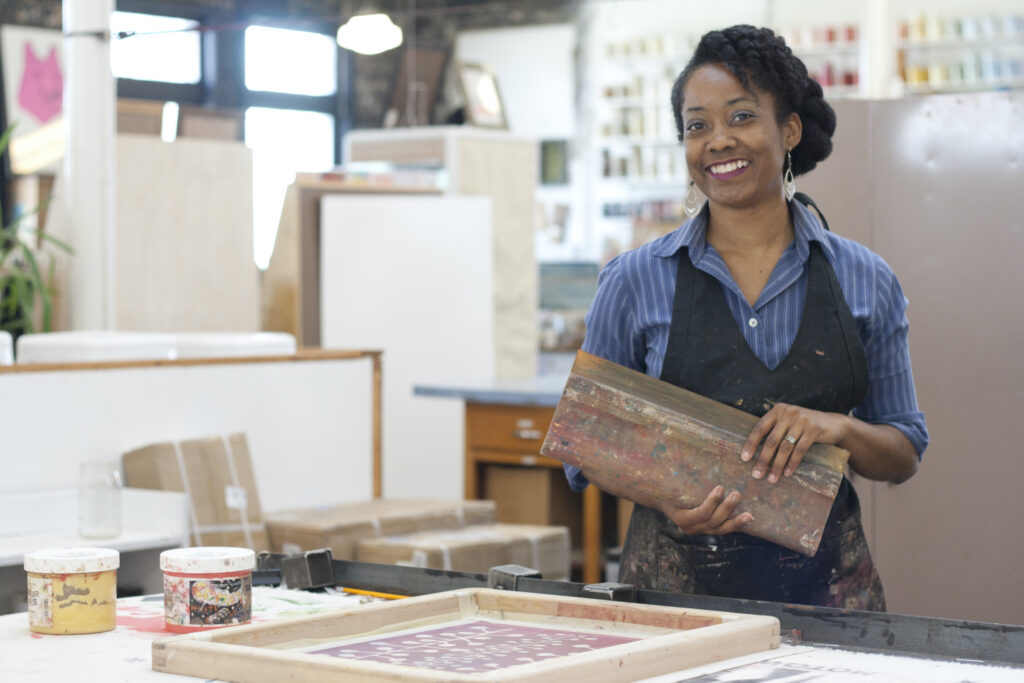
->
[336,13,403,55]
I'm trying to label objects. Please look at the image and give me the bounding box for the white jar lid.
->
[160,547,256,574]
[24,547,120,574]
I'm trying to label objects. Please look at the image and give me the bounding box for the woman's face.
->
[680,63,801,211]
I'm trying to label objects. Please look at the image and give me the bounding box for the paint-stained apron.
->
[619,241,887,611]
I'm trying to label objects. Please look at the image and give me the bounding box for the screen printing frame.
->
[152,587,780,682]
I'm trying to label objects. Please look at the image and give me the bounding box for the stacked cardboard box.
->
[120,432,570,578]
[483,465,583,547]
[264,499,497,560]
[122,433,271,551]
[486,524,571,581]
[356,523,571,580]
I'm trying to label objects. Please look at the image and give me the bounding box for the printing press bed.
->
[2,556,1022,682]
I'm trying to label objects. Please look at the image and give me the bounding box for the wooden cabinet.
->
[463,402,606,583]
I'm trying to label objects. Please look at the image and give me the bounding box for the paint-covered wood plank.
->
[540,352,848,556]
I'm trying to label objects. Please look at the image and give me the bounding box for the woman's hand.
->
[740,403,852,483]
[662,486,754,535]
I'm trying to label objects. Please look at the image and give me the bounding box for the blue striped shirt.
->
[567,200,928,491]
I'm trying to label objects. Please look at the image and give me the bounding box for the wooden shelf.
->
[903,79,1024,94]
[898,36,1024,50]
[793,43,861,57]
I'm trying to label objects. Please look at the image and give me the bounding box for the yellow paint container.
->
[24,548,119,635]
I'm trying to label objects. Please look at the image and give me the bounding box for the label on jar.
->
[164,574,252,627]
[27,576,53,628]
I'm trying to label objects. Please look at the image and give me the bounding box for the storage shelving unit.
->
[582,6,1022,262]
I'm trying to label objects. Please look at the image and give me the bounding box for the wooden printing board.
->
[540,351,850,556]
[151,588,779,682]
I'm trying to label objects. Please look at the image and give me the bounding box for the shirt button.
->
[748,317,758,328]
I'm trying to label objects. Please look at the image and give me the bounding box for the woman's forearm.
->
[840,416,919,484]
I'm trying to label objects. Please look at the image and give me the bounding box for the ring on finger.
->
[784,434,798,445]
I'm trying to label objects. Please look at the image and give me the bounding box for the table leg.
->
[582,485,602,584]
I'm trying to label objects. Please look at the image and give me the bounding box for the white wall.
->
[455,24,585,263]
[455,24,577,139]
[319,195,495,500]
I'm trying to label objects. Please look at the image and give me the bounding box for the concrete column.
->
[863,0,897,98]
[63,0,116,329]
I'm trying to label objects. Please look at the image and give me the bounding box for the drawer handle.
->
[512,428,542,440]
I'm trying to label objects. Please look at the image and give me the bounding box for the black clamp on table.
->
[256,549,336,590]
[581,582,637,602]
[487,564,542,591]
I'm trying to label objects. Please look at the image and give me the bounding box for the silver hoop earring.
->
[784,150,796,202]
[684,181,702,218]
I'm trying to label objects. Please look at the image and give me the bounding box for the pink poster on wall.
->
[0,25,65,174]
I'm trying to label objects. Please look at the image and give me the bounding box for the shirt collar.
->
[651,203,709,260]
[652,199,835,263]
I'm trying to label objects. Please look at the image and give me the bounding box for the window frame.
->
[114,0,353,164]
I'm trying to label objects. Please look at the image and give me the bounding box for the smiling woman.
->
[565,25,928,614]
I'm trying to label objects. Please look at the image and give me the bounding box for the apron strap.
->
[794,192,831,232]
[661,247,695,386]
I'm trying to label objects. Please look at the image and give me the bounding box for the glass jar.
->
[78,461,122,539]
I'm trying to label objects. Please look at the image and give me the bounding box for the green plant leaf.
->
[19,243,49,333]
[28,227,74,254]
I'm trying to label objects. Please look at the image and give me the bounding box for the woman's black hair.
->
[671,25,836,176]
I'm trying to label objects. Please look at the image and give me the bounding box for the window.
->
[244,26,338,96]
[245,107,335,269]
[113,9,343,270]
[110,11,201,84]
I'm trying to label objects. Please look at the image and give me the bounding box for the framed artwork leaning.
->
[456,63,508,129]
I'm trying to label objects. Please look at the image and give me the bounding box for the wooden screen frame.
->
[152,588,779,682]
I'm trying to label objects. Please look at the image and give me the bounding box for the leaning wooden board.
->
[152,588,779,682]
[540,351,849,556]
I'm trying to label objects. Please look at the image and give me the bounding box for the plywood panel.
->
[117,134,258,331]
[319,195,495,500]
[456,137,538,379]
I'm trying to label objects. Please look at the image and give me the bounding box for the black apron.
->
[618,239,887,611]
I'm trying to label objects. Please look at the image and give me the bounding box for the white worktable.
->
[0,587,371,682]
[1,588,1020,682]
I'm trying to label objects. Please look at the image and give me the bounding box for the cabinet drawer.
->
[466,403,555,452]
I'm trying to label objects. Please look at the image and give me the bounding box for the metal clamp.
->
[487,564,542,591]
[281,548,336,590]
[582,582,637,602]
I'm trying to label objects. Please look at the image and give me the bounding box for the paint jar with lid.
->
[160,547,255,633]
[23,547,119,635]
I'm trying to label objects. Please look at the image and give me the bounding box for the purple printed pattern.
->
[309,619,638,673]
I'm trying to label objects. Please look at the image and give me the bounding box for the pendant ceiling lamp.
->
[336,11,403,55]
